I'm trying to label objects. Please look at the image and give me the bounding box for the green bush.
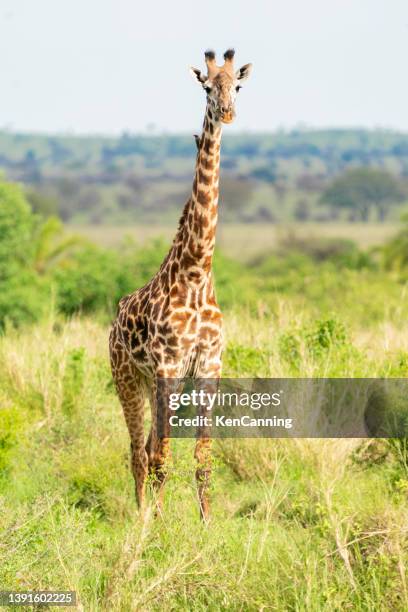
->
[120,237,169,289]
[52,245,124,315]
[213,251,255,309]
[51,238,171,316]
[0,181,35,276]
[0,180,50,328]
[382,213,408,274]
[224,343,272,376]
[305,318,347,357]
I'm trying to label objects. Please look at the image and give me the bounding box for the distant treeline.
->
[1,129,408,224]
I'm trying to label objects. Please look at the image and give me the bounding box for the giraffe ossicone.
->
[109,48,252,521]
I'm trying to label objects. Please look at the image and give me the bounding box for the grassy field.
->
[69,223,399,261]
[1,303,408,610]
[3,180,408,609]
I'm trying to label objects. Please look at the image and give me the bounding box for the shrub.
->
[52,238,172,317]
[0,180,50,328]
[305,318,347,357]
[52,245,124,315]
[0,181,35,276]
[213,251,255,309]
[382,213,408,274]
[224,343,272,376]
[120,237,169,289]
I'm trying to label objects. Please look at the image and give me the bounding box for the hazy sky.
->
[1,0,407,134]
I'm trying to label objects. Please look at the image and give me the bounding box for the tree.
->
[321,168,404,221]
[32,216,84,274]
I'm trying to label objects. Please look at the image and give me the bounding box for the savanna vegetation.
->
[1,128,408,610]
[1,128,408,225]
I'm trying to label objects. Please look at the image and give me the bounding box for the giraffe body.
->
[109,49,252,520]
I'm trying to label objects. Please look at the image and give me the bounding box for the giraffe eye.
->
[235,85,242,92]
[205,86,212,94]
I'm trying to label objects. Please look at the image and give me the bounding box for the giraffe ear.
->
[236,63,253,83]
[189,67,207,85]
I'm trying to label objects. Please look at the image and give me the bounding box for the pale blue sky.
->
[1,0,407,134]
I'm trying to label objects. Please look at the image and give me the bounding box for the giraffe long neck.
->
[177,107,222,283]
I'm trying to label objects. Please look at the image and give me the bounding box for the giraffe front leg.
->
[194,355,222,522]
[130,435,148,509]
[195,435,212,522]
[148,376,182,514]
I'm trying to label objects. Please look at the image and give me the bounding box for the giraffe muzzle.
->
[220,111,234,124]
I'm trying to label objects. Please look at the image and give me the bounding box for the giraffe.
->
[109,48,252,521]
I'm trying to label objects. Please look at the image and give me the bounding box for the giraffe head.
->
[190,49,252,124]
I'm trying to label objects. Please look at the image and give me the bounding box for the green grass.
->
[1,308,408,610]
